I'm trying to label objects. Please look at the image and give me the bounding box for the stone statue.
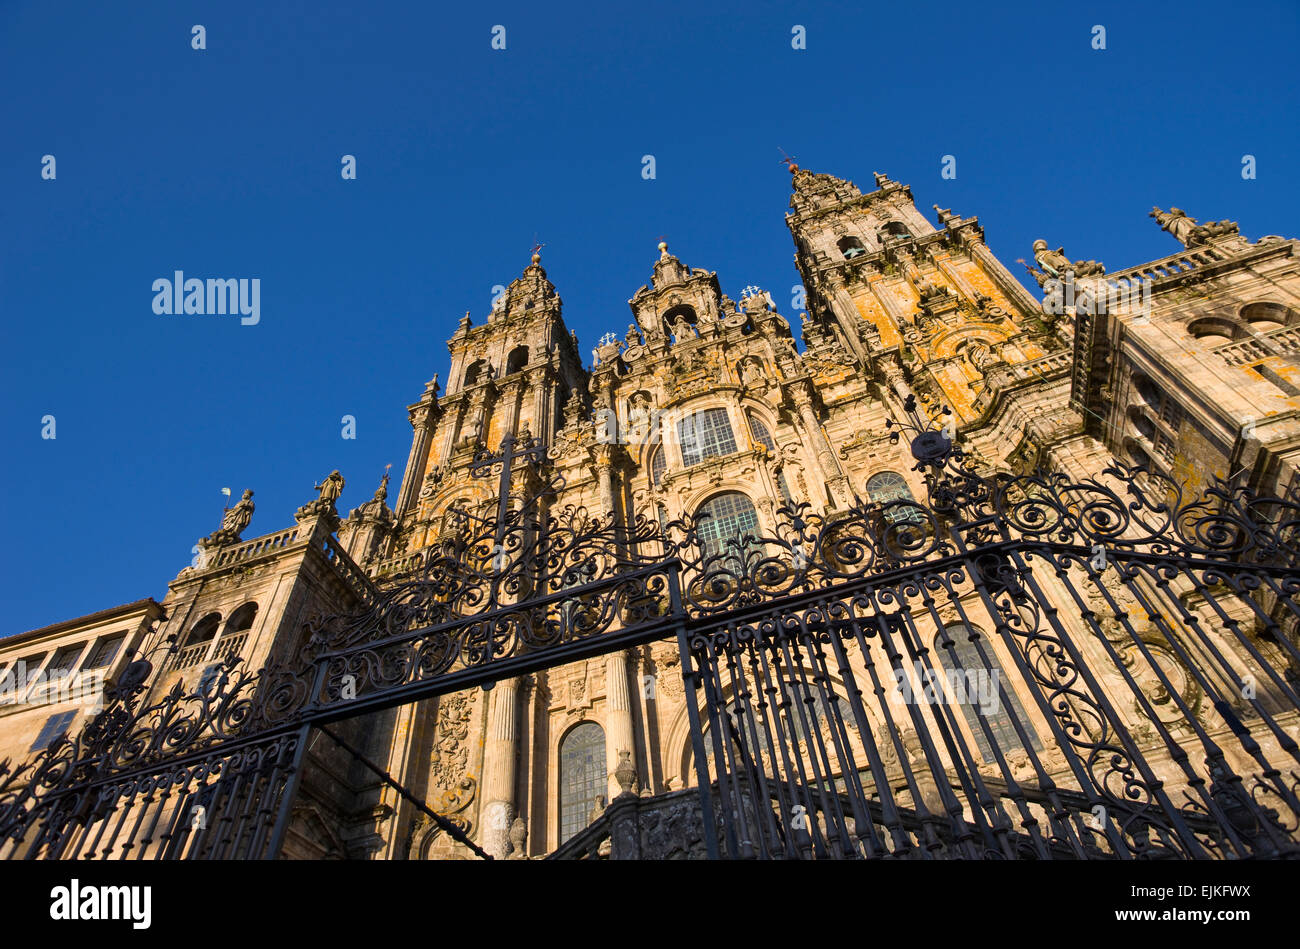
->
[315,471,346,505]
[667,312,697,342]
[625,323,642,347]
[373,473,389,501]
[1150,207,1198,246]
[202,489,255,548]
[1150,206,1240,247]
[221,489,255,536]
[1031,239,1104,284]
[459,414,484,450]
[963,339,993,371]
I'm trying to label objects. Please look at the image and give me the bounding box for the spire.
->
[787,163,863,214]
[650,238,690,289]
[488,246,559,323]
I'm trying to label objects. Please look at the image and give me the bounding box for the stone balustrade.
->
[1214,325,1300,367]
[207,528,300,569]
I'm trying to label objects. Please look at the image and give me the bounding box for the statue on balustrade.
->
[1150,207,1241,248]
[202,489,255,548]
[297,471,347,521]
[1030,239,1105,285]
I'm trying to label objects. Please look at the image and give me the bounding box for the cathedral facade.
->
[3,163,1299,860]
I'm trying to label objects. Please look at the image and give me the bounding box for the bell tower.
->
[388,250,588,556]
[785,161,1064,440]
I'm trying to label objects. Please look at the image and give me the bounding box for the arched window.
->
[865,471,923,525]
[695,492,759,560]
[837,236,867,259]
[222,602,258,636]
[211,602,258,662]
[171,612,221,671]
[462,359,488,388]
[747,414,775,451]
[1186,316,1247,345]
[1131,373,1182,428]
[1240,301,1300,333]
[678,408,737,467]
[559,722,606,844]
[506,345,529,375]
[1123,437,1154,470]
[650,446,666,488]
[879,221,911,242]
[932,624,1042,762]
[186,613,221,648]
[1127,406,1157,441]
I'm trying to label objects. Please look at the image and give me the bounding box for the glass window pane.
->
[678,408,738,467]
[85,636,125,669]
[46,645,83,680]
[559,722,606,843]
[30,710,77,752]
[696,493,759,560]
[866,471,924,524]
[933,624,1042,761]
[748,415,775,450]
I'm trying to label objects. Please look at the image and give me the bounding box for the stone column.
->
[395,402,436,520]
[605,649,638,802]
[792,383,845,505]
[881,357,914,402]
[479,677,520,858]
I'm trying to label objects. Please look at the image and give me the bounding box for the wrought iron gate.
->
[4,409,1300,859]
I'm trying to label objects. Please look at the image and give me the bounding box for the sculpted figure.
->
[1150,206,1239,247]
[315,470,346,505]
[667,312,698,342]
[201,489,256,548]
[1032,239,1104,282]
[221,489,255,536]
[1150,207,1199,246]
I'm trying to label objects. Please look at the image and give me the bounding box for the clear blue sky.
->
[1,0,1296,634]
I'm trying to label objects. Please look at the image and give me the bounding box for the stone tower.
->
[385,252,588,561]
[784,163,1073,471]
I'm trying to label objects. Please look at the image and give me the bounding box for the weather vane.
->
[778,147,798,171]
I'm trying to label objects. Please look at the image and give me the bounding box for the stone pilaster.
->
[396,400,437,520]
